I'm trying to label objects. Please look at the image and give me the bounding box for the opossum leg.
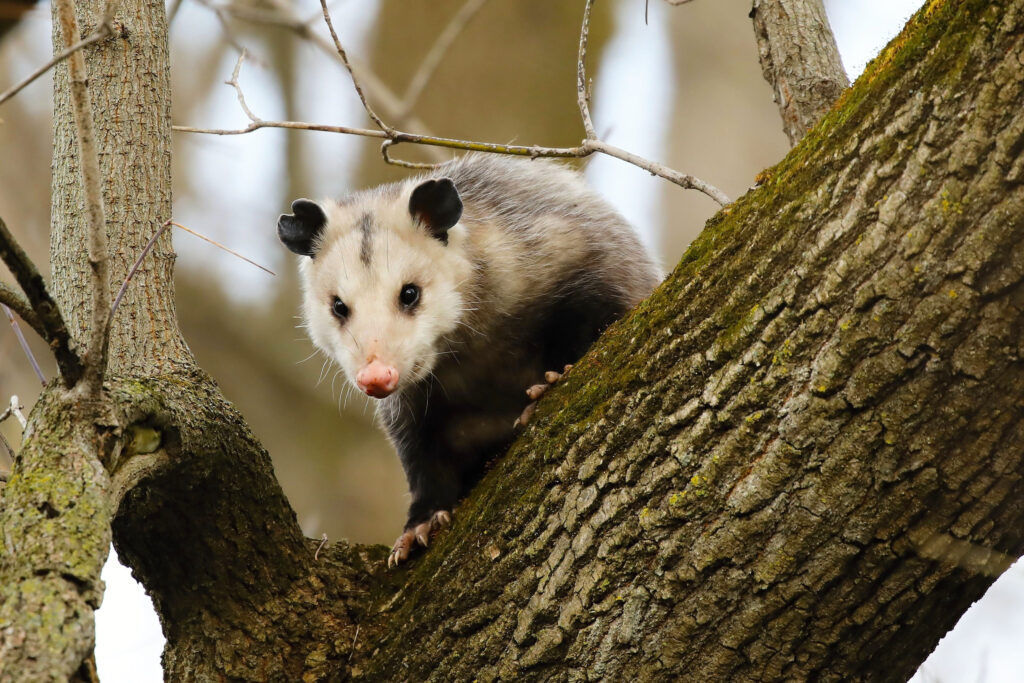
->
[387,509,452,568]
[514,364,573,428]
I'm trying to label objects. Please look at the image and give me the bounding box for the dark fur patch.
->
[359,213,373,267]
[278,199,327,257]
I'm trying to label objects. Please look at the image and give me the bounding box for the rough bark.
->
[49,0,190,375]
[2,0,1024,681]
[751,0,849,146]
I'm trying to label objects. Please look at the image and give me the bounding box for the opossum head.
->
[279,178,472,399]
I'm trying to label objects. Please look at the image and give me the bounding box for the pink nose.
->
[356,360,399,398]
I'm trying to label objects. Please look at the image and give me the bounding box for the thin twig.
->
[314,533,328,560]
[0,217,82,384]
[107,219,274,332]
[228,50,260,123]
[0,284,46,341]
[587,139,731,205]
[0,24,113,108]
[171,222,275,275]
[175,2,731,206]
[106,220,172,336]
[5,396,27,430]
[399,0,489,118]
[576,0,598,140]
[319,0,391,133]
[2,306,46,385]
[55,0,111,398]
[348,625,360,663]
[192,0,446,160]
[0,428,14,467]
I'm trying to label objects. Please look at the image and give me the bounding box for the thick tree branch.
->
[0,217,83,384]
[0,390,114,681]
[751,0,848,146]
[54,0,111,399]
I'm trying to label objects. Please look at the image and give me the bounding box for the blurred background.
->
[1,0,1021,680]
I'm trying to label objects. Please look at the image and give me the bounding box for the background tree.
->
[2,0,1022,680]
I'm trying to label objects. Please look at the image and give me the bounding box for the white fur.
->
[300,183,474,395]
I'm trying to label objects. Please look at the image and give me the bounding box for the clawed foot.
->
[514,364,573,428]
[387,509,452,568]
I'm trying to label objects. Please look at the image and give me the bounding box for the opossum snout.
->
[356,360,399,398]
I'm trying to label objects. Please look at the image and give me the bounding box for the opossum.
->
[278,154,661,567]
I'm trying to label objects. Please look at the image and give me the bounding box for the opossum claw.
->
[388,510,453,568]
[515,368,571,427]
[388,530,416,568]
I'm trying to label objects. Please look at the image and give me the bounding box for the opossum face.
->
[280,179,471,399]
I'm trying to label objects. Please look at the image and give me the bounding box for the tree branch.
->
[0,217,83,384]
[750,0,849,146]
[318,0,391,134]
[0,21,112,108]
[54,0,112,398]
[174,54,731,205]
[2,305,46,385]
[0,282,46,340]
[576,0,597,139]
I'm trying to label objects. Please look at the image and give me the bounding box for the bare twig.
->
[0,284,46,341]
[399,0,489,118]
[2,306,46,385]
[314,533,328,560]
[0,429,13,467]
[0,217,82,384]
[176,0,731,206]
[171,222,275,276]
[55,0,112,398]
[576,0,598,139]
[587,139,731,205]
[192,0,445,160]
[318,0,390,133]
[106,220,172,336]
[3,396,28,429]
[107,219,274,333]
[0,24,113,108]
[348,625,360,663]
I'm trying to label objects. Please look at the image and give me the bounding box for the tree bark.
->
[751,0,848,146]
[2,0,1024,680]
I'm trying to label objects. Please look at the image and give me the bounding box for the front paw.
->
[387,509,452,568]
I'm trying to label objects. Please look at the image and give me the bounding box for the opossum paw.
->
[387,510,452,568]
[514,365,573,428]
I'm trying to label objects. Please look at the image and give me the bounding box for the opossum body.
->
[278,154,661,566]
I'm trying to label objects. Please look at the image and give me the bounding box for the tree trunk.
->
[2,0,1023,680]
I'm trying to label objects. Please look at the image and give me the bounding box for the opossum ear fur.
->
[409,178,463,244]
[278,199,327,257]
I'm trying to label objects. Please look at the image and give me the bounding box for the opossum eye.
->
[398,284,421,311]
[331,296,350,320]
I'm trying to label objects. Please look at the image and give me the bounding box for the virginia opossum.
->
[278,154,661,567]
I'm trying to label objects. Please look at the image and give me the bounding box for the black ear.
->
[278,199,327,257]
[408,178,463,244]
